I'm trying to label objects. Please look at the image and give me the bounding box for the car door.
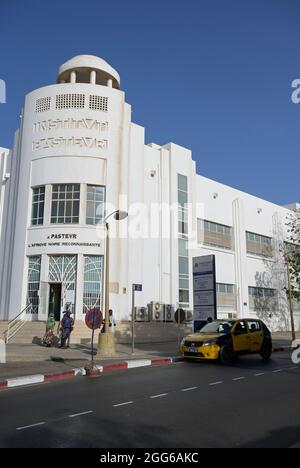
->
[232,320,251,353]
[246,320,264,353]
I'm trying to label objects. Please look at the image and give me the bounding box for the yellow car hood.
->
[184,332,225,342]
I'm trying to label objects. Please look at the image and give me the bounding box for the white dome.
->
[57,55,120,88]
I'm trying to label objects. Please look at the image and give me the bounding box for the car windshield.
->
[199,321,235,334]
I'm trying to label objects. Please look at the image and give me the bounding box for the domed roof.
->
[57,55,120,88]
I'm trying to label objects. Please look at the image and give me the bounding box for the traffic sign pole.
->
[131,284,142,354]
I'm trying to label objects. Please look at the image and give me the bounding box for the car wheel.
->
[260,341,272,360]
[219,344,235,364]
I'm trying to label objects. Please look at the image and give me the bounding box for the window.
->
[89,95,108,111]
[246,320,262,333]
[246,231,273,257]
[86,185,105,225]
[36,96,51,112]
[248,287,277,312]
[51,184,80,224]
[83,256,103,313]
[216,283,236,310]
[178,174,190,306]
[56,94,85,109]
[198,219,233,250]
[31,186,45,225]
[216,283,234,294]
[26,256,41,314]
[234,321,248,335]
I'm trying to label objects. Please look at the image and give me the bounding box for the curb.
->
[0,357,183,391]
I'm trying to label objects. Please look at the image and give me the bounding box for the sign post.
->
[132,284,142,354]
[192,255,217,332]
[85,307,102,369]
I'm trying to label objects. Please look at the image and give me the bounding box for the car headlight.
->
[202,339,218,347]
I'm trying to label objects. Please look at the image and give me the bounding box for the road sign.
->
[85,307,103,330]
[175,308,185,324]
[133,284,143,291]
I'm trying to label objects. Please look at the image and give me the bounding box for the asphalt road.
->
[0,351,299,448]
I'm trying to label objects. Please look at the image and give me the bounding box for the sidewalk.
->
[0,340,181,380]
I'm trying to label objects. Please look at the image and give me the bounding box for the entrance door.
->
[49,283,62,321]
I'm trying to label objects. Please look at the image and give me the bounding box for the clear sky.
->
[0,0,299,206]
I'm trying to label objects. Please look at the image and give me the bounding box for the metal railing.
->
[4,303,32,343]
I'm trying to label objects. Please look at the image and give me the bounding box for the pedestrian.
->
[41,312,56,347]
[109,309,116,332]
[59,306,73,348]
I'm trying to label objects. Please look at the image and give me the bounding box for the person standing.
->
[59,307,73,348]
[109,309,116,332]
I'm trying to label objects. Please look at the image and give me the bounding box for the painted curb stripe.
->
[0,356,182,390]
[151,358,172,366]
[103,362,128,372]
[126,359,152,369]
[7,374,44,388]
[44,370,75,381]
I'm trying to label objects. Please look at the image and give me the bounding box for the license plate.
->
[187,347,197,353]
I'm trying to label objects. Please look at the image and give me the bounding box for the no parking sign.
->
[85,307,103,330]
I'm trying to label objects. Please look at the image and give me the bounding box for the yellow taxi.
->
[180,319,273,364]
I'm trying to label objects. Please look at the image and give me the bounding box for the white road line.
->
[287,366,299,370]
[68,410,93,418]
[150,393,168,399]
[272,369,283,373]
[233,377,245,381]
[16,421,45,431]
[181,387,198,392]
[113,401,133,407]
[209,381,223,386]
[254,373,265,376]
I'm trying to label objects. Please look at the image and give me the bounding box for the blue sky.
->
[0,0,299,205]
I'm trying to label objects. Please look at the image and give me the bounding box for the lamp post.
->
[98,210,128,356]
[283,247,300,342]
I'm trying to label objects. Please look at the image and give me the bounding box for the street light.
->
[282,246,300,342]
[98,210,128,356]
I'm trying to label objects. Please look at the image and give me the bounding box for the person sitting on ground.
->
[42,312,56,347]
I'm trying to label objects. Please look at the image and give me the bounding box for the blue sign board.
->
[133,284,143,291]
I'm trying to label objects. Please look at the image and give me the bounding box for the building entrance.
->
[49,283,62,321]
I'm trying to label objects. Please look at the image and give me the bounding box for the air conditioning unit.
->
[134,307,149,322]
[184,310,194,322]
[164,304,174,322]
[148,302,164,321]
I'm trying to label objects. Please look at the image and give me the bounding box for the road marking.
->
[68,410,93,418]
[233,377,245,381]
[16,421,45,431]
[113,401,133,407]
[209,381,223,386]
[150,393,168,399]
[254,373,265,376]
[272,369,283,373]
[181,386,198,392]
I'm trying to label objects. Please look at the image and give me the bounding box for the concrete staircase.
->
[0,321,9,341]
[0,320,193,344]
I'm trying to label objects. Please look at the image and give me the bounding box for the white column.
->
[44,184,52,226]
[79,183,86,225]
[38,254,49,321]
[233,198,248,318]
[70,70,76,83]
[90,70,96,84]
[75,254,84,321]
[107,78,113,88]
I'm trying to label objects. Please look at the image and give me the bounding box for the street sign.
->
[175,308,185,324]
[193,255,217,330]
[133,284,143,291]
[85,307,103,330]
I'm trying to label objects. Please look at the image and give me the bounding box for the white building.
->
[0,55,299,331]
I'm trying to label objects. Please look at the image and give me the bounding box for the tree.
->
[285,210,300,299]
